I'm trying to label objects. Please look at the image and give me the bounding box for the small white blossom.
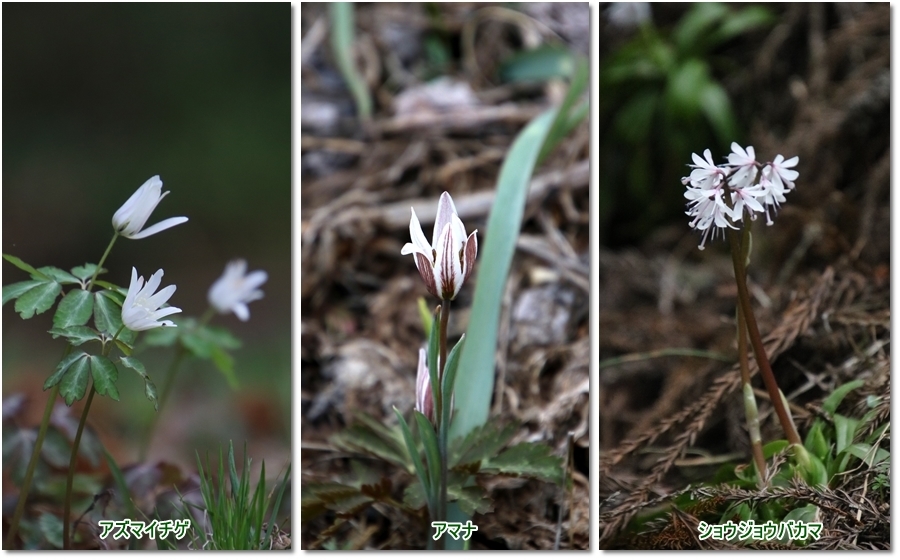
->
[112,175,188,239]
[122,267,181,331]
[727,143,759,189]
[401,192,477,301]
[683,146,799,248]
[207,260,268,321]
[767,154,799,192]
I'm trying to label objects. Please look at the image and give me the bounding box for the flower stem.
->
[62,384,96,549]
[725,227,802,446]
[87,232,119,291]
[4,379,62,549]
[735,225,767,484]
[436,299,451,550]
[63,327,121,549]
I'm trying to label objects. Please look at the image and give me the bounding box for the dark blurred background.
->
[3,4,290,472]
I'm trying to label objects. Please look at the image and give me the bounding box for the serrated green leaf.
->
[53,289,94,328]
[181,331,212,358]
[3,254,49,280]
[14,281,61,319]
[48,325,102,347]
[331,423,410,470]
[94,283,127,301]
[44,351,88,390]
[822,380,865,415]
[143,325,180,347]
[59,354,91,406]
[482,441,564,483]
[89,355,120,401]
[448,485,493,516]
[402,479,427,511]
[452,422,518,467]
[3,280,44,306]
[93,290,122,334]
[70,264,104,282]
[36,266,80,285]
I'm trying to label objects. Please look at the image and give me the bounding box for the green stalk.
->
[725,226,802,446]
[63,325,123,549]
[735,224,766,485]
[4,382,62,549]
[87,232,118,291]
[436,299,451,550]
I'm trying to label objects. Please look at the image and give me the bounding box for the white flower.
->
[727,142,758,189]
[400,192,478,301]
[767,154,799,192]
[112,175,188,239]
[686,194,737,250]
[208,259,268,321]
[688,149,726,191]
[121,267,181,331]
[415,348,434,422]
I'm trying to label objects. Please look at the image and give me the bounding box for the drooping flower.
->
[121,267,181,331]
[112,175,188,239]
[415,348,434,422]
[208,259,268,321]
[401,192,477,301]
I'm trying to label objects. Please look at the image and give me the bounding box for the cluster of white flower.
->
[683,143,798,250]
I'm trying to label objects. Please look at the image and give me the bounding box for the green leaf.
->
[329,2,372,120]
[48,325,102,347]
[119,356,158,411]
[672,2,729,55]
[452,421,517,467]
[843,443,889,469]
[199,325,242,350]
[417,297,433,338]
[414,411,442,511]
[89,355,120,401]
[3,253,49,280]
[822,380,865,415]
[70,264,104,282]
[482,441,564,483]
[211,347,239,389]
[38,512,65,550]
[93,290,123,335]
[762,439,790,459]
[393,407,433,512]
[499,45,575,83]
[92,280,127,297]
[14,281,61,319]
[699,80,738,143]
[448,485,493,516]
[441,334,465,430]
[3,280,44,306]
[53,289,94,328]
[59,354,92,406]
[803,421,830,460]
[833,414,860,455]
[332,422,411,471]
[451,108,558,441]
[711,6,774,46]
[44,351,89,390]
[36,266,80,285]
